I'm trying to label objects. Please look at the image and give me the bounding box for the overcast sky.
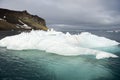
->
[0,0,120,30]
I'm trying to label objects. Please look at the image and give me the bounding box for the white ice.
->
[0,29,119,59]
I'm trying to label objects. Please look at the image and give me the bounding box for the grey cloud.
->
[0,0,120,30]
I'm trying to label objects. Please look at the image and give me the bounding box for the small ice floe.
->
[106,30,120,33]
[106,31,114,33]
[115,30,120,33]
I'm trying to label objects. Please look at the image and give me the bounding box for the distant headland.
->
[0,8,48,31]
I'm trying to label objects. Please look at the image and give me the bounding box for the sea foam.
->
[0,29,119,59]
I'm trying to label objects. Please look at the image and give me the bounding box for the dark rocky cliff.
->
[0,8,48,31]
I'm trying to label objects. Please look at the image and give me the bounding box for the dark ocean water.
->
[0,30,120,80]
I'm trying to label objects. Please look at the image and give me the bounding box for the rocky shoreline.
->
[0,8,48,31]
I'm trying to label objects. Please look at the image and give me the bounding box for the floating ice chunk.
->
[106,31,114,33]
[0,30,119,59]
[115,30,120,33]
[106,30,120,33]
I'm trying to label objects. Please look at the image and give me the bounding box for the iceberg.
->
[0,30,119,59]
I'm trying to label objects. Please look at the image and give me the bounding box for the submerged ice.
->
[0,30,119,59]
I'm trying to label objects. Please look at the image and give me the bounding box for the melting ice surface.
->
[0,29,119,59]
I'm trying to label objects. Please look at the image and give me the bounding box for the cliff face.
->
[0,8,48,31]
